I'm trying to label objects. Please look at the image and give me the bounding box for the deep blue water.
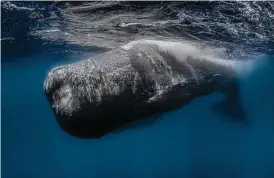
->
[2,45,274,178]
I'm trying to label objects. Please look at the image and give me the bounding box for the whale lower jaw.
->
[52,86,198,139]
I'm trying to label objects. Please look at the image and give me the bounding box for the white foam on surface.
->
[233,59,258,79]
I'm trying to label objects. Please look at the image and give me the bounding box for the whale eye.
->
[59,88,72,107]
[51,84,73,114]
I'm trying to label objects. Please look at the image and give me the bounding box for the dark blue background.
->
[2,46,274,178]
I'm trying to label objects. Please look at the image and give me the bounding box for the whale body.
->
[44,39,249,138]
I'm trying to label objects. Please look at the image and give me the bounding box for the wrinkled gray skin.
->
[44,40,240,138]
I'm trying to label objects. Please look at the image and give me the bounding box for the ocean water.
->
[2,1,274,178]
[2,46,274,178]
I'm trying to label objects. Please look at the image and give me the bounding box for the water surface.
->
[1,1,274,178]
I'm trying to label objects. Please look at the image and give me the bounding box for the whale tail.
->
[211,58,260,122]
[213,74,246,122]
[214,90,246,122]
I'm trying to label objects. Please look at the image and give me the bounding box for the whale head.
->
[44,63,134,138]
[44,65,98,137]
[44,66,76,116]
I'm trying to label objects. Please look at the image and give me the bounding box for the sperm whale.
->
[44,39,254,138]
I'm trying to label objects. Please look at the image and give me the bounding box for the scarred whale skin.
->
[44,39,244,138]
